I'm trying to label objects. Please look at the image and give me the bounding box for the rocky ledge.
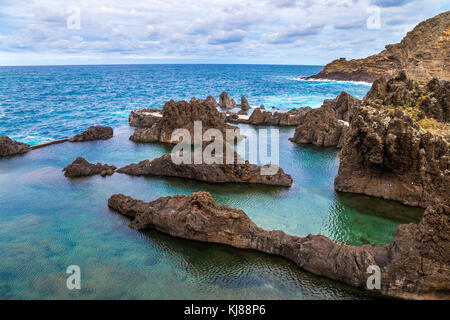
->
[69,126,114,142]
[108,191,449,300]
[130,98,239,144]
[63,157,116,177]
[228,107,313,126]
[129,109,162,128]
[0,136,30,157]
[335,73,449,208]
[289,92,359,147]
[117,152,292,187]
[306,12,450,82]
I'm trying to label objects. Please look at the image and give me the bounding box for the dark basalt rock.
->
[69,126,114,142]
[130,98,239,144]
[228,107,313,126]
[0,136,30,157]
[129,109,162,128]
[240,96,251,111]
[117,152,293,187]
[108,191,450,300]
[335,73,449,207]
[323,91,361,122]
[63,157,116,177]
[219,91,236,110]
[289,105,348,148]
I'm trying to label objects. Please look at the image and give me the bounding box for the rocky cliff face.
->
[69,126,114,142]
[308,11,450,82]
[117,152,293,187]
[335,74,449,208]
[63,157,116,177]
[130,98,238,144]
[129,109,162,128]
[0,136,30,157]
[108,191,449,300]
[289,92,359,147]
[246,107,313,126]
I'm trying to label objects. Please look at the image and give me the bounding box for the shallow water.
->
[0,126,423,299]
[0,64,372,145]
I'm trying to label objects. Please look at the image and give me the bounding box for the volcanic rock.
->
[117,152,293,187]
[130,98,239,144]
[0,136,30,157]
[323,91,361,122]
[108,191,450,300]
[240,96,251,111]
[69,126,114,142]
[307,12,450,82]
[219,92,236,110]
[129,109,162,128]
[63,157,116,177]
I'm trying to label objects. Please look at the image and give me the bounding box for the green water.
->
[0,126,423,299]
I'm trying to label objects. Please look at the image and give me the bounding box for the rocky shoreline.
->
[63,157,116,177]
[108,191,449,300]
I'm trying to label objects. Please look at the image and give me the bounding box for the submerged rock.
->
[108,191,449,300]
[63,157,116,177]
[335,73,449,207]
[69,126,114,142]
[117,152,293,187]
[129,109,162,128]
[130,98,239,144]
[306,12,450,82]
[0,136,30,157]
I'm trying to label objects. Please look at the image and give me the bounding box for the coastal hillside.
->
[308,11,450,82]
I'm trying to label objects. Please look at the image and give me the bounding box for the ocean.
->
[0,64,423,299]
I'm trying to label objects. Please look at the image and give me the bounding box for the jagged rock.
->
[117,152,293,187]
[63,157,116,177]
[323,91,361,122]
[129,109,162,128]
[0,136,30,157]
[130,98,239,144]
[363,72,449,123]
[219,92,236,109]
[69,126,113,142]
[307,12,450,82]
[108,191,450,300]
[240,96,251,111]
[204,95,219,108]
[289,105,348,147]
[229,107,313,126]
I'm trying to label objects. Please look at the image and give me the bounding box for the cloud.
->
[371,0,415,8]
[262,24,323,44]
[208,30,247,45]
[334,20,366,30]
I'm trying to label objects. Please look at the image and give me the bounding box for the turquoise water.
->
[0,65,423,299]
[0,64,372,145]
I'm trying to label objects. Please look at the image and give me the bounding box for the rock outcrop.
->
[63,157,116,177]
[130,98,238,144]
[289,92,359,147]
[129,109,162,128]
[240,96,251,111]
[219,92,236,110]
[227,107,313,126]
[0,136,30,157]
[117,152,293,187]
[289,105,348,147]
[335,74,449,208]
[69,126,114,142]
[307,11,450,82]
[108,191,450,300]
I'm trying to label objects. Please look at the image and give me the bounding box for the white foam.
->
[289,77,373,86]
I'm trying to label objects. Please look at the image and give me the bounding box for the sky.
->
[0,0,448,66]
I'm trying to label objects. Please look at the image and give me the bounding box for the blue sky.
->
[0,0,448,66]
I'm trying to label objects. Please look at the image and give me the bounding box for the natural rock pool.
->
[0,125,423,299]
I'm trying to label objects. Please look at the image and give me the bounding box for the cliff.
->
[307,11,450,82]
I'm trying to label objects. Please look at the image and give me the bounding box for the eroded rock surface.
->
[108,191,449,300]
[130,98,238,144]
[63,157,116,177]
[307,12,450,82]
[0,136,30,157]
[129,109,162,128]
[335,74,449,207]
[219,92,236,110]
[69,126,114,142]
[117,153,293,187]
